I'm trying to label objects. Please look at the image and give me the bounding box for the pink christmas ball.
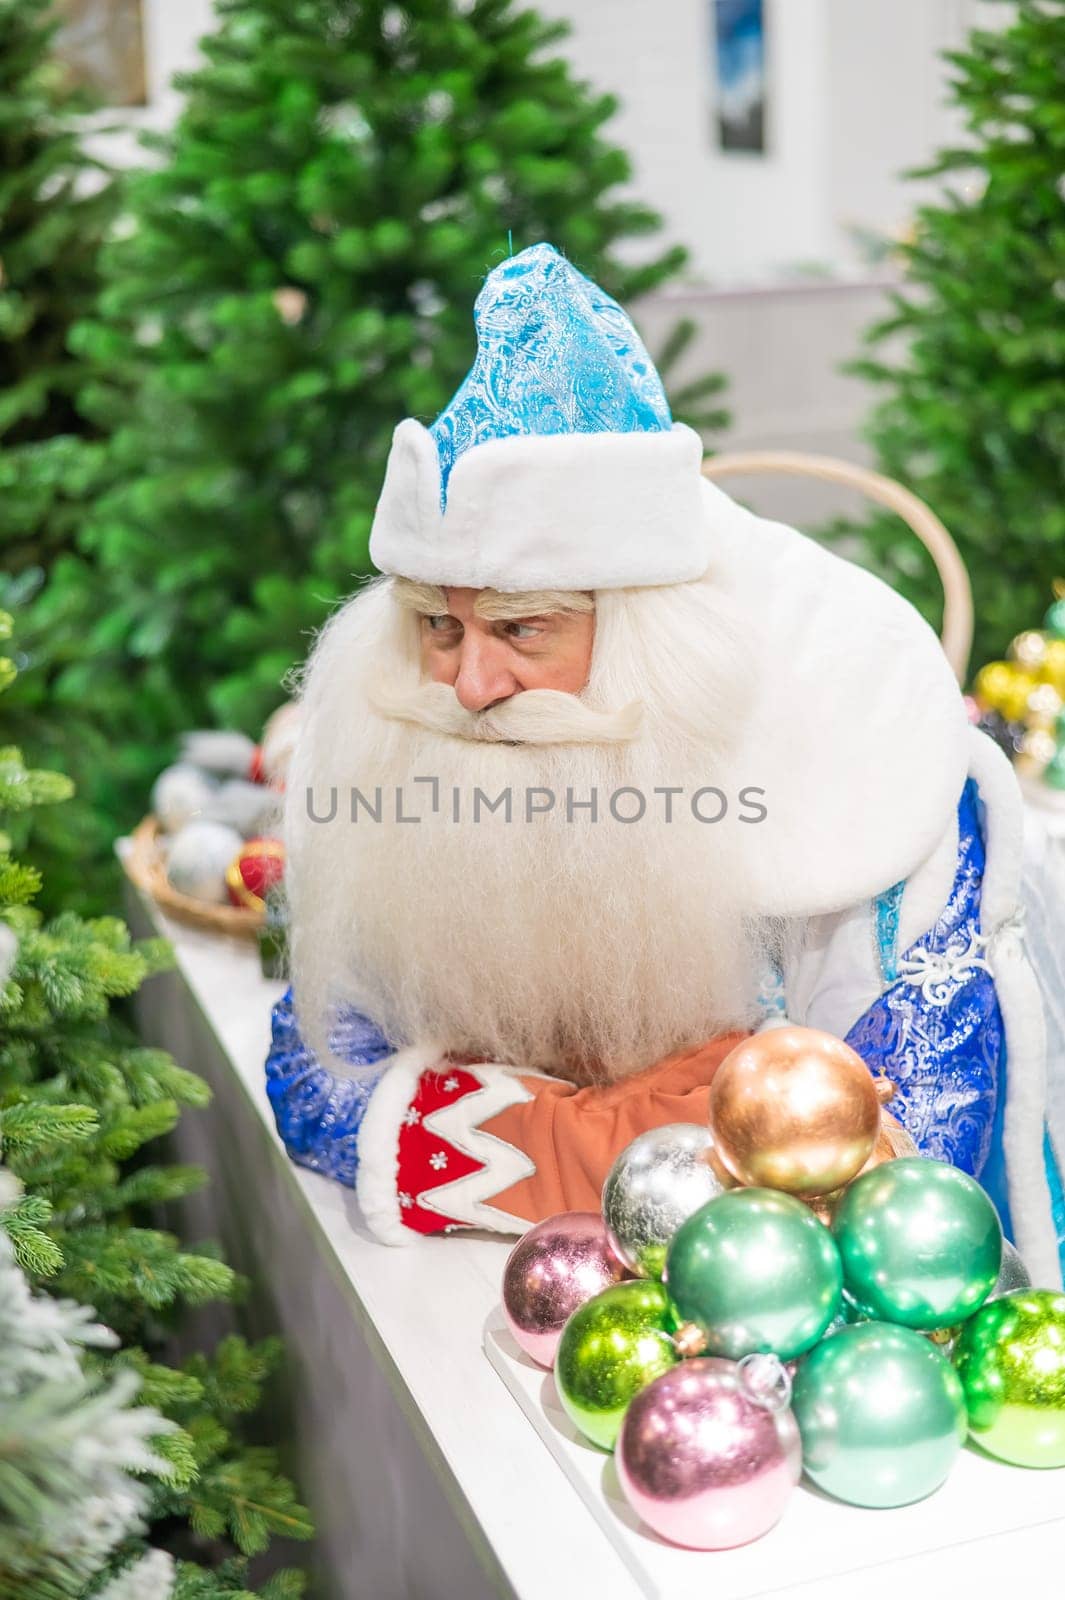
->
[502,1212,627,1368]
[617,1357,801,1549]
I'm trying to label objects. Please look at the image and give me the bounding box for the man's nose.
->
[453,633,520,712]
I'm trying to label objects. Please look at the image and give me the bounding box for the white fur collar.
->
[703,479,970,917]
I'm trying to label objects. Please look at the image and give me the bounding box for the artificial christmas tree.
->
[44,0,722,844]
[0,607,311,1593]
[849,0,1065,671]
[0,0,120,907]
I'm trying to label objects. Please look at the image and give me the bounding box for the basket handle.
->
[701,450,973,684]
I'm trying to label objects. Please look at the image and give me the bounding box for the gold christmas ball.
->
[708,1027,881,1198]
[972,661,1016,714]
[1010,630,1048,671]
[1001,670,1039,724]
[1039,639,1065,690]
[801,1105,917,1226]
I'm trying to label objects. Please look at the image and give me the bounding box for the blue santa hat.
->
[369,243,710,592]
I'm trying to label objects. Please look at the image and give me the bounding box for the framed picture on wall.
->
[712,0,767,154]
[52,0,147,108]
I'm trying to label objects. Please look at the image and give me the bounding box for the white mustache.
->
[366,680,644,745]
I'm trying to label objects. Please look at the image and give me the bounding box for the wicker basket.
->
[122,814,264,940]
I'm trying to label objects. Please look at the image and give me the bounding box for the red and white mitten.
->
[355,1032,747,1244]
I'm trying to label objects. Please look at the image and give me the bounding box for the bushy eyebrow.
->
[392,577,594,622]
[475,589,594,620]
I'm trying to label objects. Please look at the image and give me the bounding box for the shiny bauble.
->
[832,1157,1001,1330]
[989,1238,1032,1301]
[1044,747,1065,791]
[555,1280,678,1451]
[1027,682,1063,727]
[665,1188,842,1361]
[952,1289,1065,1467]
[225,836,285,912]
[603,1123,728,1279]
[204,777,280,838]
[502,1212,627,1369]
[972,660,1017,714]
[151,762,217,833]
[617,1356,801,1549]
[1040,638,1065,688]
[178,728,257,776]
[791,1322,967,1507]
[1010,628,1048,671]
[1016,727,1058,774]
[1044,597,1065,639]
[164,820,243,903]
[707,1026,880,1197]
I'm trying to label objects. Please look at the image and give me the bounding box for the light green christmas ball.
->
[554,1279,678,1451]
[952,1288,1065,1467]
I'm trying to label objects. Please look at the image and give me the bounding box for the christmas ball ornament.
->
[555,1280,678,1451]
[1040,638,1065,688]
[832,1158,1001,1330]
[707,1026,880,1197]
[602,1123,728,1279]
[617,1356,801,1549]
[205,778,280,838]
[1001,669,1039,724]
[1016,727,1058,773]
[1044,596,1065,639]
[165,821,243,904]
[791,1322,966,1507]
[151,763,217,833]
[225,837,285,912]
[179,729,257,776]
[1026,682,1063,727]
[665,1189,842,1361]
[952,1289,1065,1467]
[1010,629,1048,671]
[1044,747,1065,791]
[989,1238,1032,1301]
[972,660,1017,714]
[502,1212,626,1369]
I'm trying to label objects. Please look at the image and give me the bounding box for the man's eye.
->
[426,615,457,632]
[504,622,539,639]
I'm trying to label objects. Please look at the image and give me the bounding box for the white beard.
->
[285,568,776,1084]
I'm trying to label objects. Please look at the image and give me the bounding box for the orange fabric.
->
[483,1030,749,1224]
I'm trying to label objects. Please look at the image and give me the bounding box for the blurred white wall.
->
[536,0,1005,284]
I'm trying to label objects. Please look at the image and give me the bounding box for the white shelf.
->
[123,866,1065,1599]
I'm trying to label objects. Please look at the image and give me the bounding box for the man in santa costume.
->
[266,243,1065,1286]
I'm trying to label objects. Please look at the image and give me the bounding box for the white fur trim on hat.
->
[368,418,710,592]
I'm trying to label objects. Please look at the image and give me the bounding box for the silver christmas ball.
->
[151,763,217,833]
[602,1122,727,1279]
[165,821,243,904]
[203,778,280,838]
[988,1238,1032,1301]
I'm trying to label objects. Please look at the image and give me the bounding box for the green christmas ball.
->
[792,1322,967,1507]
[952,1288,1065,1467]
[1043,597,1065,639]
[554,1279,678,1451]
[832,1158,1001,1330]
[1043,747,1065,792]
[664,1188,842,1361]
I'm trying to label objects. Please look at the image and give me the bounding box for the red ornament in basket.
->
[226,837,285,912]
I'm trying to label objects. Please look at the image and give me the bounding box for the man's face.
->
[416,586,596,711]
